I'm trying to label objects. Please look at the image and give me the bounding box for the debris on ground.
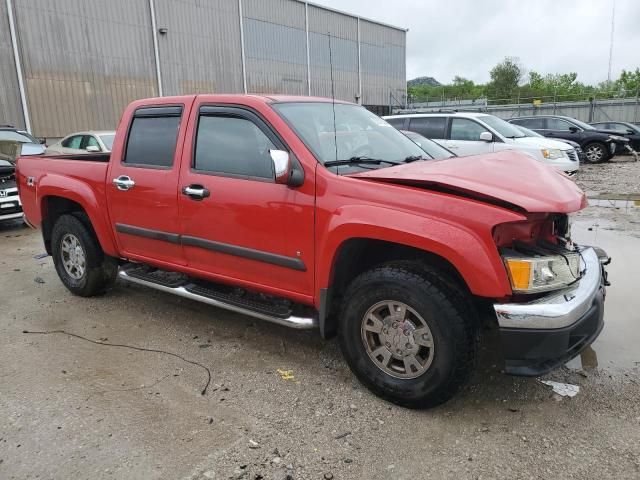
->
[276,369,295,381]
[540,380,580,397]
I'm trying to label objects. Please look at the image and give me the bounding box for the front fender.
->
[317,204,521,300]
[37,174,118,257]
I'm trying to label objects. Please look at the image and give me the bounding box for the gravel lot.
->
[576,155,640,197]
[2,159,640,479]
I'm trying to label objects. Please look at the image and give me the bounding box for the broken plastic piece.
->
[540,380,580,397]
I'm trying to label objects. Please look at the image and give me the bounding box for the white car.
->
[384,112,579,174]
[47,130,115,154]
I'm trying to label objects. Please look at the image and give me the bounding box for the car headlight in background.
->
[503,253,581,293]
[541,148,564,159]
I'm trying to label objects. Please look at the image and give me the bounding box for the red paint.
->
[17,94,588,309]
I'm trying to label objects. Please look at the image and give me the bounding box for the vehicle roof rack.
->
[0,124,16,129]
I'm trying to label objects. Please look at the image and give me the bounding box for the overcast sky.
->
[317,0,638,85]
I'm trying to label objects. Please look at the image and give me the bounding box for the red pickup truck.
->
[17,95,609,408]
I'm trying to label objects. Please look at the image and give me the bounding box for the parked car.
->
[512,124,586,163]
[17,95,609,408]
[47,131,115,154]
[507,115,630,163]
[400,130,456,159]
[589,121,640,152]
[384,112,579,174]
[0,127,45,223]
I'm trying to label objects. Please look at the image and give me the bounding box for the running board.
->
[118,268,318,330]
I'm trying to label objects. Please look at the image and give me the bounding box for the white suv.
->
[383,112,579,174]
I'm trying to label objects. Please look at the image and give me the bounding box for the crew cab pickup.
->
[16,95,609,408]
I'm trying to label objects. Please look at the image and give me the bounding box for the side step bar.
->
[118,268,318,330]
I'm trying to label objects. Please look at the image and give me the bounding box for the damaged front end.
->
[492,213,610,376]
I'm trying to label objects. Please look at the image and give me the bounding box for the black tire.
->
[338,263,477,409]
[583,142,608,164]
[51,214,118,296]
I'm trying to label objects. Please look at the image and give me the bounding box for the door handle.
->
[182,184,210,200]
[112,175,135,191]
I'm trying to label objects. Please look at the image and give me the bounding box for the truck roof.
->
[130,94,354,106]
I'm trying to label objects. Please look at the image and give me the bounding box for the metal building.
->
[0,0,407,140]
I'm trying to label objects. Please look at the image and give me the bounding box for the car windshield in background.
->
[272,102,426,171]
[402,131,456,159]
[569,118,595,130]
[99,134,115,150]
[513,125,543,138]
[480,115,526,138]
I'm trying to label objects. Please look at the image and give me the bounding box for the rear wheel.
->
[51,214,117,296]
[583,142,608,163]
[338,263,477,409]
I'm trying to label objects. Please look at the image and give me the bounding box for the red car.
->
[17,95,609,408]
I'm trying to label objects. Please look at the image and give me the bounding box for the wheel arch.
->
[319,237,476,339]
[40,194,117,257]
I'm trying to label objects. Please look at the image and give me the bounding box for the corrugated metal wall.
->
[360,19,406,108]
[2,0,406,137]
[154,0,244,95]
[0,0,25,129]
[13,0,158,137]
[308,5,358,101]
[243,0,307,95]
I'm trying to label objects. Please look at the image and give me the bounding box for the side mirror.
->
[270,150,291,184]
[568,126,579,133]
[20,143,46,156]
[627,129,635,135]
[86,145,100,153]
[270,149,303,187]
[479,131,493,142]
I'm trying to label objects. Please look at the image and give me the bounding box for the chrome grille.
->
[566,149,578,162]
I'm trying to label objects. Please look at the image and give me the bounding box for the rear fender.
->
[37,174,118,257]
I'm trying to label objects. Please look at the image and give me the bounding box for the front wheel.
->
[338,264,477,409]
[51,214,118,296]
[583,142,609,164]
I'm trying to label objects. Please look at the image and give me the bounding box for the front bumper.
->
[494,247,608,376]
[0,187,23,222]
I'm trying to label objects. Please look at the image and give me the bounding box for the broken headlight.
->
[503,253,581,293]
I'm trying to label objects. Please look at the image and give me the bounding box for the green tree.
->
[486,57,523,102]
[617,68,640,96]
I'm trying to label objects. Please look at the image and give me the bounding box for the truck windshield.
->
[272,102,426,170]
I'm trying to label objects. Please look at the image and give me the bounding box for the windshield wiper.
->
[404,155,424,163]
[324,156,401,167]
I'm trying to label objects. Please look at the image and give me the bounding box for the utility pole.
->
[607,0,616,83]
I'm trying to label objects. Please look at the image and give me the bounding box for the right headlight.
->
[541,148,564,159]
[503,253,581,293]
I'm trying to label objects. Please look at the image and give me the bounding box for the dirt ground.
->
[2,160,640,479]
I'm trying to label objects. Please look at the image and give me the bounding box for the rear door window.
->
[408,117,447,139]
[123,106,182,168]
[512,118,545,129]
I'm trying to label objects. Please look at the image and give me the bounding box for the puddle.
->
[567,220,640,371]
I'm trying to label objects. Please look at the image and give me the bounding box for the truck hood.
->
[510,135,574,151]
[350,150,586,213]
